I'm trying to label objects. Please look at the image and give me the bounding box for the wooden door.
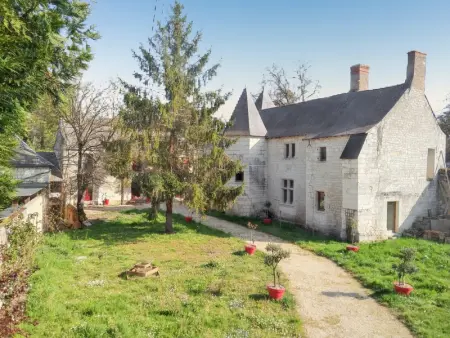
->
[387,201,398,232]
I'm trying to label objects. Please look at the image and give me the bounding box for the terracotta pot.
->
[394,282,414,296]
[267,285,286,300]
[263,218,272,224]
[346,245,359,252]
[244,244,256,255]
[103,199,109,206]
[185,216,193,222]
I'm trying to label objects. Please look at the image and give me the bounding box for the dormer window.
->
[285,143,296,158]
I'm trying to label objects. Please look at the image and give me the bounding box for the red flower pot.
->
[146,197,151,203]
[267,285,286,300]
[244,244,256,255]
[346,245,359,252]
[263,218,272,224]
[103,199,110,206]
[185,216,193,222]
[394,282,414,296]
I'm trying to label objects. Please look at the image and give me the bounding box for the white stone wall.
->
[266,137,307,223]
[226,137,267,216]
[23,193,46,232]
[305,137,349,237]
[96,175,131,205]
[357,88,446,241]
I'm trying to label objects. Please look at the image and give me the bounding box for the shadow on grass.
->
[67,209,232,245]
[232,250,246,256]
[249,293,269,301]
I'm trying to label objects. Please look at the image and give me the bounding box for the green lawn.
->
[21,210,302,338]
[208,211,450,338]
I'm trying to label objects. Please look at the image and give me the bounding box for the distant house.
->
[53,121,131,206]
[0,139,62,232]
[225,51,446,241]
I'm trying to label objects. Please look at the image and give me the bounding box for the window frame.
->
[235,171,244,182]
[285,143,296,159]
[426,148,435,180]
[319,147,327,161]
[317,191,325,211]
[282,179,294,204]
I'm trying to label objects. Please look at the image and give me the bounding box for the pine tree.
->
[121,2,243,233]
[104,137,133,205]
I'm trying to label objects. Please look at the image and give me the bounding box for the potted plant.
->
[185,214,193,222]
[264,243,291,300]
[346,217,359,252]
[102,193,109,206]
[263,201,272,224]
[392,247,418,296]
[245,222,258,255]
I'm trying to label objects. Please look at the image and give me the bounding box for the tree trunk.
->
[273,267,277,287]
[148,198,159,220]
[120,178,124,205]
[76,149,86,224]
[165,198,174,233]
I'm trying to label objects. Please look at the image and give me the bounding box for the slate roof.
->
[225,88,267,137]
[11,139,54,168]
[37,151,63,180]
[259,84,407,139]
[255,88,275,111]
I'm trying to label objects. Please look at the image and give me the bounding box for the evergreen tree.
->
[103,136,133,205]
[121,2,243,233]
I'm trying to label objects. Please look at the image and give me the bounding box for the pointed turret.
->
[225,88,267,137]
[255,87,275,111]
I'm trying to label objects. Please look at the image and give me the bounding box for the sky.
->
[84,0,450,120]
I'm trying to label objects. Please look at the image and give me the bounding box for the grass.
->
[208,211,450,338]
[20,210,302,338]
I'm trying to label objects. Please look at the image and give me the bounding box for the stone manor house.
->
[225,51,446,241]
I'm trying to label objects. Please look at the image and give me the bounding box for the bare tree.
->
[262,62,321,106]
[58,83,118,221]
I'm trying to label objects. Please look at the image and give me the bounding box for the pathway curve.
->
[170,204,412,338]
[86,204,412,338]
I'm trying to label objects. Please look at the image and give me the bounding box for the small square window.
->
[235,171,244,182]
[320,147,327,161]
[317,191,325,211]
[285,144,290,158]
[291,143,296,158]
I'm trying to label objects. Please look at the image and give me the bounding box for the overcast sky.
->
[83,0,450,119]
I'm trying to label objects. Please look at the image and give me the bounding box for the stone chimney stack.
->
[406,50,426,91]
[350,64,370,92]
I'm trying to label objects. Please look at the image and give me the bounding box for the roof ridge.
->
[262,83,406,111]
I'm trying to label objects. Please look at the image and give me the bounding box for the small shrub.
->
[0,215,41,309]
[264,243,290,287]
[392,247,418,285]
[247,222,258,244]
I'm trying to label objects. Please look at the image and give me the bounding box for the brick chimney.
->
[350,64,370,92]
[406,50,426,91]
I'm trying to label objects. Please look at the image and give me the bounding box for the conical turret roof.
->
[255,87,275,111]
[225,88,267,137]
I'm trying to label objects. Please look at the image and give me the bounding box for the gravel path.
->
[170,205,413,338]
[87,204,413,338]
